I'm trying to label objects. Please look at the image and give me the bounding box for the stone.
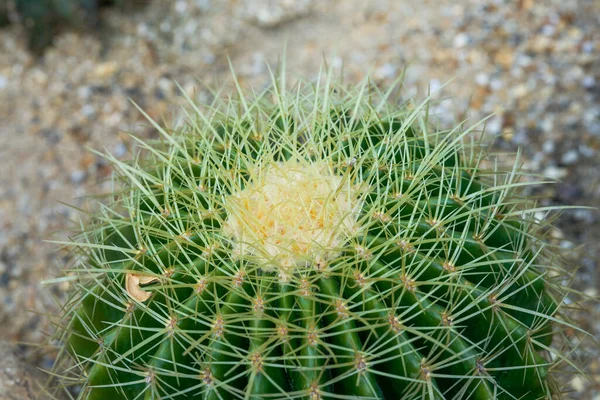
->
[475,72,489,87]
[244,0,313,28]
[374,63,397,81]
[561,149,579,165]
[92,62,118,80]
[582,75,596,89]
[495,47,514,69]
[0,341,40,399]
[544,165,568,180]
[570,376,585,393]
[453,32,470,48]
[70,170,87,184]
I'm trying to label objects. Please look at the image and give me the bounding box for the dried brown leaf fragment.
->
[126,273,159,302]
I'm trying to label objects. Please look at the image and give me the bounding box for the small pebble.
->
[77,86,91,99]
[375,63,397,81]
[453,32,470,48]
[581,41,595,53]
[194,0,211,11]
[202,52,216,64]
[429,78,441,93]
[175,0,187,14]
[81,104,95,118]
[541,24,555,36]
[542,140,555,153]
[137,23,149,36]
[486,116,503,135]
[70,170,87,184]
[579,144,595,157]
[570,376,585,393]
[543,165,567,180]
[475,72,489,86]
[114,142,127,158]
[582,75,596,89]
[573,209,595,224]
[92,62,118,79]
[160,21,171,33]
[561,149,579,165]
[489,78,504,91]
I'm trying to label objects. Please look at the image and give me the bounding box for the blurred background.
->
[0,0,598,398]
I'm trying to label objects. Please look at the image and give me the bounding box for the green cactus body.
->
[55,71,572,399]
[1,0,132,51]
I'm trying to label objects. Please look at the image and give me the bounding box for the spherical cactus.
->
[52,69,581,400]
[1,0,133,52]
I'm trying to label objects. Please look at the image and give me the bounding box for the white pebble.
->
[561,150,579,165]
[541,24,555,36]
[70,170,87,184]
[490,78,504,91]
[429,78,441,93]
[160,21,171,32]
[114,143,127,158]
[584,288,598,297]
[184,21,198,35]
[515,54,533,67]
[541,120,554,135]
[534,211,546,223]
[194,0,211,11]
[582,41,595,54]
[582,75,596,89]
[560,240,574,249]
[137,23,149,36]
[175,0,187,13]
[375,63,397,80]
[453,33,470,48]
[542,140,555,154]
[331,56,343,70]
[486,116,502,136]
[543,166,567,180]
[475,72,489,86]
[201,52,215,64]
[81,104,95,117]
[77,86,91,99]
[579,144,595,157]
[570,376,585,393]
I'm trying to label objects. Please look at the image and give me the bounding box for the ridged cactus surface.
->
[53,71,576,399]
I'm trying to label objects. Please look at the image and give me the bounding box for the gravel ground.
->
[0,0,598,398]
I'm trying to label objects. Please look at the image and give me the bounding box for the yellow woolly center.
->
[223,160,361,280]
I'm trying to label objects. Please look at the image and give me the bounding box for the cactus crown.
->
[223,158,363,280]
[49,65,585,400]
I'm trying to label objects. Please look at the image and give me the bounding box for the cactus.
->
[0,0,134,52]
[51,68,584,400]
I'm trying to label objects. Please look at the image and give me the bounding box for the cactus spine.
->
[51,68,581,399]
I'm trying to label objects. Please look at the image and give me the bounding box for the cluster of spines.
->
[47,70,581,400]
